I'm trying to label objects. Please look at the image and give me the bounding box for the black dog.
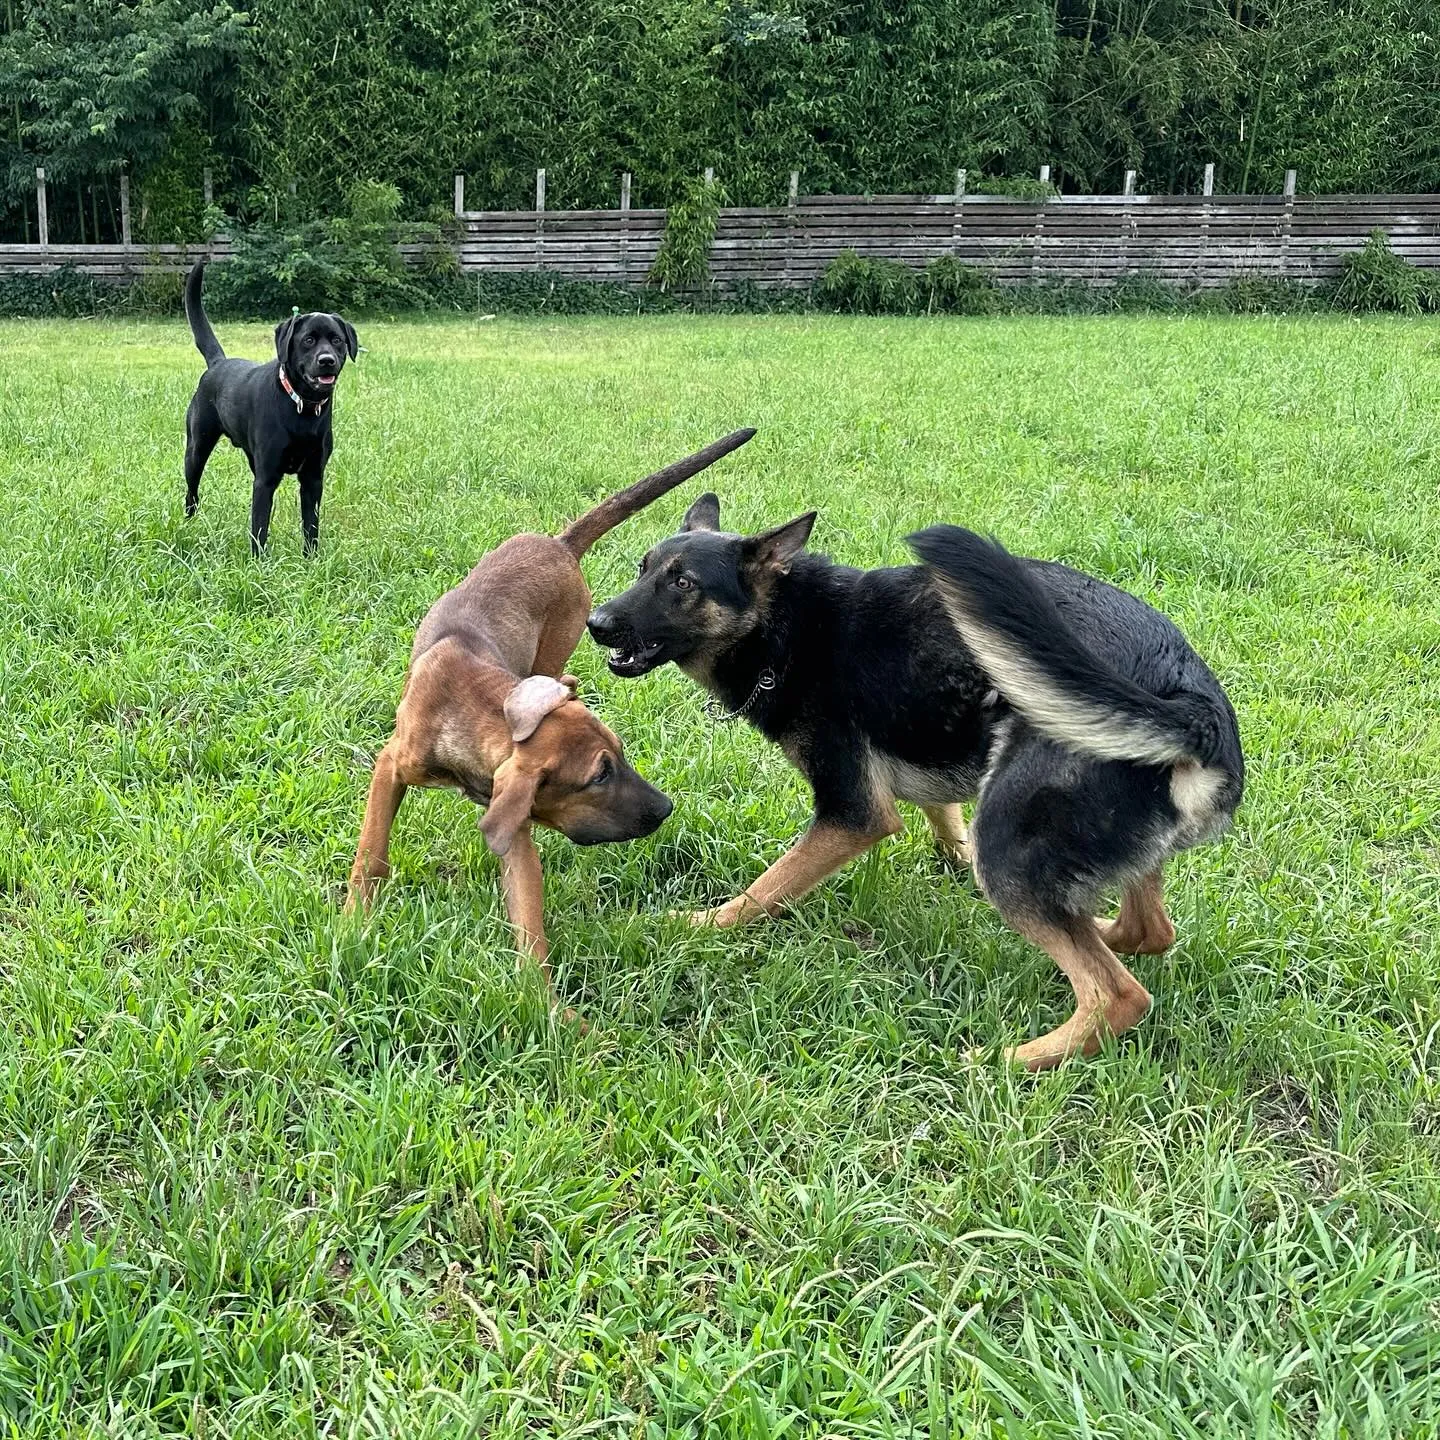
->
[182,261,358,554]
[587,496,1243,1069]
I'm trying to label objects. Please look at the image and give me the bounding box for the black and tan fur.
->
[587,498,1243,1068]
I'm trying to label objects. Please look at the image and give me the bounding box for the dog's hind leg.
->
[922,804,971,868]
[1096,868,1175,956]
[969,739,1160,1068]
[1000,915,1152,1072]
[184,405,222,518]
[346,743,408,911]
[687,816,899,928]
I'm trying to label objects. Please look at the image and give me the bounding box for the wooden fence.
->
[451,185,1440,290]
[5,167,1440,291]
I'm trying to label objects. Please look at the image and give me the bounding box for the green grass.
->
[0,312,1438,1437]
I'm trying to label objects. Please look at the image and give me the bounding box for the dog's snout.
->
[587,607,618,643]
[316,352,338,371]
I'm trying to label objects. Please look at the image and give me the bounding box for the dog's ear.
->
[681,492,721,533]
[337,318,359,360]
[503,675,573,743]
[273,315,297,370]
[478,758,542,857]
[744,512,815,572]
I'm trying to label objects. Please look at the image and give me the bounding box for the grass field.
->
[1,312,1438,1437]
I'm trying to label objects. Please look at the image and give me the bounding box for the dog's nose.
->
[587,608,618,644]
[316,352,338,371]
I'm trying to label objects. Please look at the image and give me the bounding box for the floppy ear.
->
[681,492,721,533]
[744,512,816,572]
[503,675,573,743]
[337,318,359,360]
[274,315,297,370]
[478,758,541,857]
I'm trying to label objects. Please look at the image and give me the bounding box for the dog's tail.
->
[184,261,225,367]
[559,428,756,558]
[909,525,1229,768]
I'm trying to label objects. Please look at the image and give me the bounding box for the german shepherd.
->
[587,496,1244,1069]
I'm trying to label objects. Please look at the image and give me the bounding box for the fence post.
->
[203,167,213,209]
[1118,170,1137,280]
[120,171,132,248]
[704,167,714,186]
[783,169,799,286]
[619,171,631,284]
[454,173,465,216]
[535,169,546,269]
[1031,165,1052,282]
[35,168,49,248]
[1280,169,1297,279]
[951,168,966,258]
[1199,162,1215,288]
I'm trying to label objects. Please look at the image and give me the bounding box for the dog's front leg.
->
[688,819,896,928]
[249,466,284,555]
[298,458,325,556]
[499,823,552,986]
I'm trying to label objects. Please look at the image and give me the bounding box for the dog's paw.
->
[670,904,745,928]
[676,906,724,928]
[934,839,972,872]
[558,1006,590,1036]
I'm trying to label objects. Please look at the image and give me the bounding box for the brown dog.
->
[346,428,756,1004]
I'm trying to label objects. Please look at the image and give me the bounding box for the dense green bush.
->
[1332,229,1439,314]
[919,256,1001,314]
[648,178,722,294]
[814,251,918,314]
[202,184,433,316]
[1202,275,1319,315]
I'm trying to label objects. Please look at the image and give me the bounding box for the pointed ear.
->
[338,317,359,360]
[274,315,297,369]
[478,758,541,857]
[503,675,573,743]
[681,492,721,533]
[743,512,815,572]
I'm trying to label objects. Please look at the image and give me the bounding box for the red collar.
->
[278,365,330,416]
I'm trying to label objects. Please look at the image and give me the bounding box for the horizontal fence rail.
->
[4,192,1440,291]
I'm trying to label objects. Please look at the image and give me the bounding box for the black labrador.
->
[182,261,358,554]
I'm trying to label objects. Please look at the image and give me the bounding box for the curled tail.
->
[909,525,1229,768]
[184,261,225,366]
[559,428,756,558]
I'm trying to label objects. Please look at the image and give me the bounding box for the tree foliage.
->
[3,0,1439,240]
[0,0,247,198]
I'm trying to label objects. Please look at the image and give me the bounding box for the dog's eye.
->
[303,335,316,346]
[673,575,693,591]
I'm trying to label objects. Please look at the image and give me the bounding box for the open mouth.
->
[607,638,665,677]
[315,374,338,387]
